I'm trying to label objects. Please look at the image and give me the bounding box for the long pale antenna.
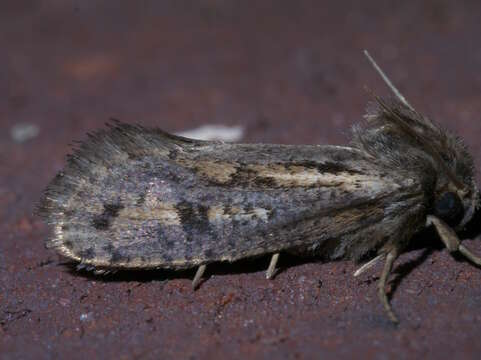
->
[364,50,465,190]
[363,50,414,111]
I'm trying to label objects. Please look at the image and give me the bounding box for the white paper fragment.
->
[80,312,94,322]
[175,125,244,142]
[10,123,40,143]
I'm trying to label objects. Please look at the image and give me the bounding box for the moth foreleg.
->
[378,249,399,324]
[266,253,280,280]
[192,264,207,290]
[427,215,481,266]
[458,245,481,266]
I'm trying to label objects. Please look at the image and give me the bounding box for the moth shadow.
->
[63,220,478,286]
[62,262,192,283]
[209,253,316,278]
[61,253,314,284]
[388,248,434,299]
[460,203,481,240]
[388,227,452,298]
[388,214,481,298]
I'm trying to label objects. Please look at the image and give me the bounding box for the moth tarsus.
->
[378,249,399,324]
[427,215,481,265]
[192,264,207,290]
[266,253,280,279]
[458,245,481,266]
[353,253,384,277]
[38,52,480,323]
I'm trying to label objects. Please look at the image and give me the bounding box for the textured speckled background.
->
[2,1,481,359]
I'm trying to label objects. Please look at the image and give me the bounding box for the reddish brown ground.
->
[2,1,481,359]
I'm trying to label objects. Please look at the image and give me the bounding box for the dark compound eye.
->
[434,191,464,226]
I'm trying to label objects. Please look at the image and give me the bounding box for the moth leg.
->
[192,264,207,290]
[378,249,399,324]
[353,254,385,277]
[427,215,481,266]
[459,245,481,266]
[266,253,280,279]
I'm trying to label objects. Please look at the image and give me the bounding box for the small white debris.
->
[80,312,94,322]
[176,125,244,142]
[243,319,254,327]
[10,123,40,143]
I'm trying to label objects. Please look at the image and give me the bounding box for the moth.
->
[37,51,481,323]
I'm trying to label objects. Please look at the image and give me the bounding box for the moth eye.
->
[434,191,464,226]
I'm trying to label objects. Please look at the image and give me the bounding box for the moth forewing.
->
[39,132,422,270]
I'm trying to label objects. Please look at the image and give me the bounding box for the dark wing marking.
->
[39,121,429,269]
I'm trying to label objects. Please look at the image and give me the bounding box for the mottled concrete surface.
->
[2,1,481,359]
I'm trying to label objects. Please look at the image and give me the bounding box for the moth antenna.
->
[192,264,207,290]
[266,253,280,279]
[363,51,464,190]
[374,95,466,191]
[363,50,415,112]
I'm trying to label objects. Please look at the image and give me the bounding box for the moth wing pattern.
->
[38,117,431,270]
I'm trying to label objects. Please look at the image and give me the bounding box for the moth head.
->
[360,97,479,231]
[390,100,480,231]
[361,52,479,232]
[432,137,479,231]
